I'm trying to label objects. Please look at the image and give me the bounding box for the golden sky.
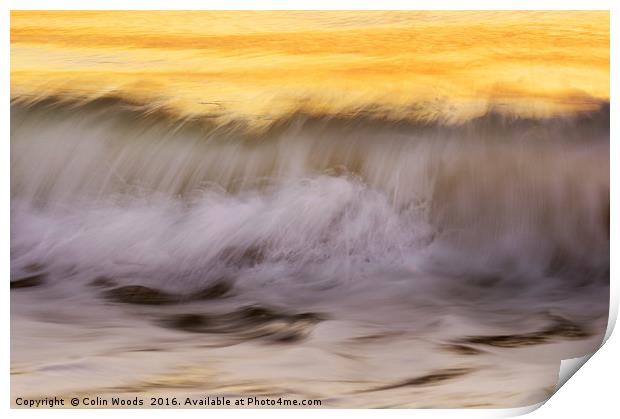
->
[10,11,610,125]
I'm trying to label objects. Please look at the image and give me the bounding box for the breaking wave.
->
[10,97,609,316]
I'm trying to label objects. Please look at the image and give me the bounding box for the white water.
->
[11,99,609,292]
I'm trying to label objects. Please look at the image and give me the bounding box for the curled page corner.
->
[553,305,617,393]
[503,354,597,417]
[556,354,594,392]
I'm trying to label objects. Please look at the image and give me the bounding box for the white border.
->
[3,1,616,418]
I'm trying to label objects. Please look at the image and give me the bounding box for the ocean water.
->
[10,98,609,407]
